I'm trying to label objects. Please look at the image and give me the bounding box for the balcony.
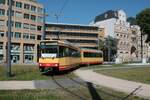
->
[76,43,98,47]
[46,28,98,34]
[45,35,98,40]
[60,36,98,40]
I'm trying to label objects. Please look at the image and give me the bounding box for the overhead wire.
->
[55,0,69,23]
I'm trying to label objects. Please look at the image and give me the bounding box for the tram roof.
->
[40,40,80,50]
[80,48,103,53]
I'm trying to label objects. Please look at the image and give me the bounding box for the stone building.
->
[0,0,44,64]
[130,25,149,62]
[91,9,149,63]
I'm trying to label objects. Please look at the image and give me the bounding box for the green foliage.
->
[136,8,150,42]
[99,36,118,61]
[104,36,118,50]
[0,0,5,4]
[99,39,105,50]
[127,17,137,25]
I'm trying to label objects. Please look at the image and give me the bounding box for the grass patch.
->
[0,86,145,100]
[81,64,150,70]
[95,67,150,84]
[0,64,75,80]
[81,64,127,70]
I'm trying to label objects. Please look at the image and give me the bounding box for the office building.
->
[0,0,44,64]
[45,23,103,49]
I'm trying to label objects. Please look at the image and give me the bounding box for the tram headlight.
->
[54,63,58,66]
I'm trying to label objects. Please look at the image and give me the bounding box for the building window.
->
[31,15,36,21]
[6,32,14,37]
[24,44,34,51]
[0,42,3,50]
[11,43,20,51]
[14,32,21,38]
[0,32,4,37]
[37,26,42,31]
[31,6,36,12]
[24,55,34,63]
[23,33,29,39]
[7,10,14,16]
[37,35,41,40]
[0,20,5,26]
[15,11,22,18]
[30,34,35,39]
[23,23,30,29]
[0,9,5,16]
[11,32,14,37]
[15,22,22,28]
[37,16,43,22]
[0,54,3,63]
[37,7,43,13]
[30,24,36,30]
[24,13,30,19]
[24,4,30,10]
[16,2,22,8]
[7,0,15,6]
[7,21,14,27]
[104,14,108,18]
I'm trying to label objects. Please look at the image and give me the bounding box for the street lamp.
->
[6,0,12,77]
[141,29,144,63]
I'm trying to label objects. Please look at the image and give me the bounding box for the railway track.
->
[50,71,128,100]
[51,73,88,100]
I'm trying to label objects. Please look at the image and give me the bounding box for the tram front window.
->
[41,47,58,58]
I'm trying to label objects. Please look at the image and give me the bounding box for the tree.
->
[0,0,5,4]
[99,39,105,50]
[127,17,137,25]
[136,8,150,42]
[99,36,118,62]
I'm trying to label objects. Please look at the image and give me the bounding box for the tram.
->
[38,40,81,73]
[80,48,103,65]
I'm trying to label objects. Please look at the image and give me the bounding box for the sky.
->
[37,0,150,25]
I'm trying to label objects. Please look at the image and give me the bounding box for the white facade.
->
[92,9,149,63]
[93,18,116,38]
[117,10,127,22]
[131,25,149,62]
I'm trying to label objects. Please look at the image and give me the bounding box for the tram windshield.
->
[41,46,58,58]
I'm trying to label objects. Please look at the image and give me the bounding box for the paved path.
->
[0,78,84,90]
[74,69,150,99]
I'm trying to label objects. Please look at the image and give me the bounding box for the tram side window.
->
[84,52,102,57]
[75,51,81,57]
[59,46,80,57]
[59,46,66,57]
[69,48,80,57]
[99,53,103,57]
